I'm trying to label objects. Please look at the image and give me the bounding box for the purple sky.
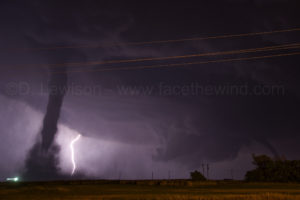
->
[0,0,300,181]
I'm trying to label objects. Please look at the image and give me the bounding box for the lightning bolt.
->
[70,134,81,175]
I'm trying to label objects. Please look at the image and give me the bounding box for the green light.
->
[6,177,19,182]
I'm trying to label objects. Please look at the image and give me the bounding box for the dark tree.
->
[190,170,206,181]
[245,154,300,182]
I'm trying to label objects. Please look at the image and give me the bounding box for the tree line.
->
[190,154,300,182]
[245,154,300,182]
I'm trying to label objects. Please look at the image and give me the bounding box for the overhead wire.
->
[9,42,300,69]
[54,51,300,74]
[5,27,300,51]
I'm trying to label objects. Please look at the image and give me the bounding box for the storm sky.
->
[0,0,300,181]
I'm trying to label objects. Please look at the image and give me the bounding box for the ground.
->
[1,180,300,200]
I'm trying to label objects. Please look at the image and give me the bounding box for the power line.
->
[47,42,300,68]
[55,51,300,74]
[9,42,300,69]
[6,27,300,51]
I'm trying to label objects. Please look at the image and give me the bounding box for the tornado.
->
[23,67,68,180]
[41,67,68,151]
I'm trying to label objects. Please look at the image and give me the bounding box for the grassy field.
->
[1,180,300,200]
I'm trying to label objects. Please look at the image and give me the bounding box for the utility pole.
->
[118,171,122,180]
[230,169,234,180]
[168,170,171,180]
[207,164,209,180]
[202,164,205,176]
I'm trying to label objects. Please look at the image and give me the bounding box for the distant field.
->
[1,180,300,200]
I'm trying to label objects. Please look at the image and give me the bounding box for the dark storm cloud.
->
[0,0,299,180]
[153,93,300,166]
